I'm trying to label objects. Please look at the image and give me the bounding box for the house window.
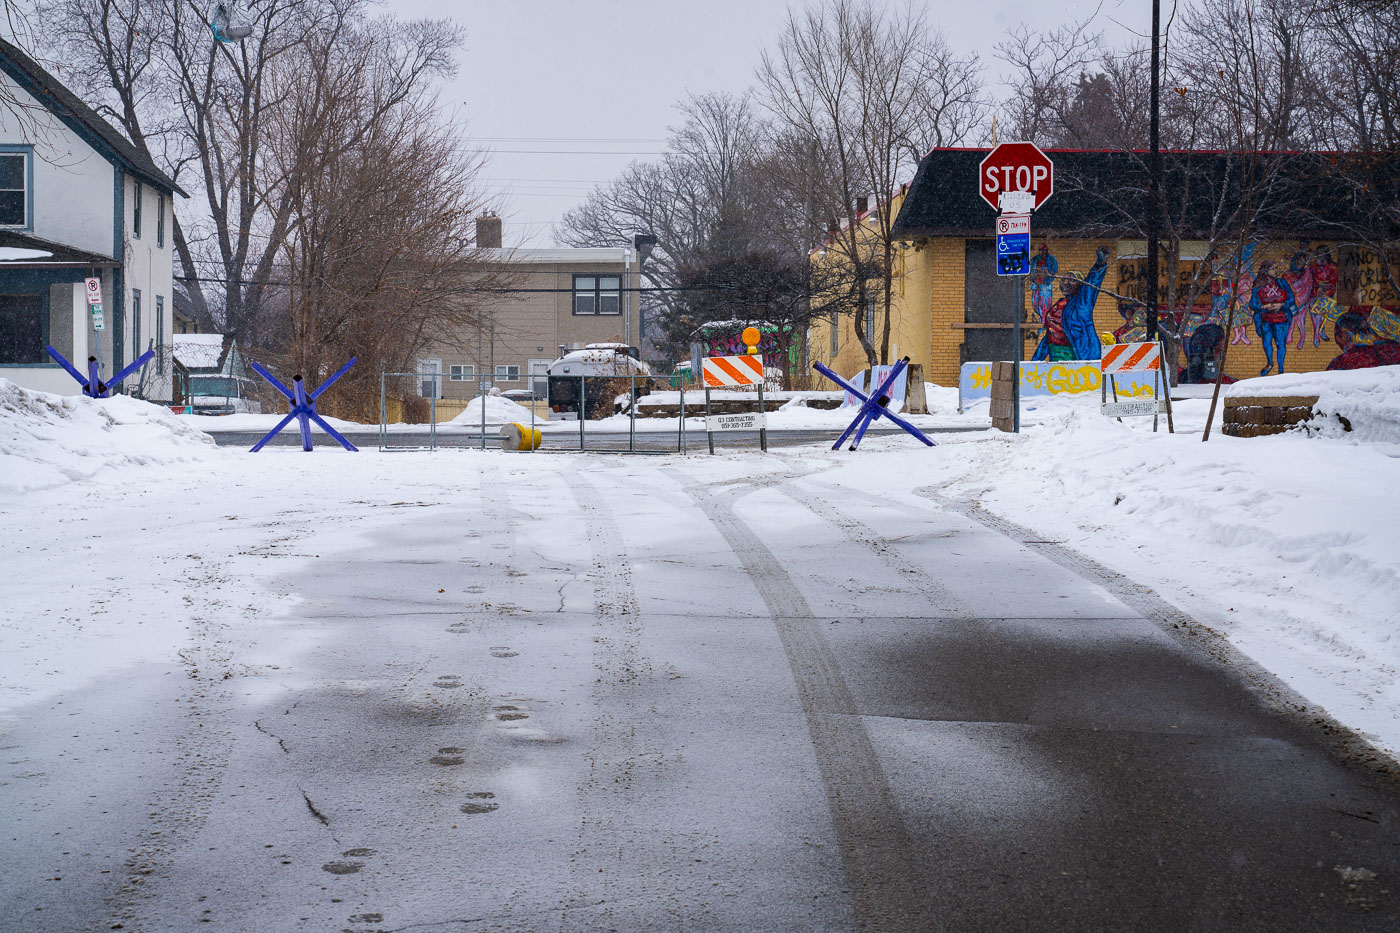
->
[0,294,44,363]
[573,275,621,315]
[449,364,475,380]
[864,295,875,339]
[155,295,165,374]
[132,288,142,356]
[495,364,520,381]
[157,194,165,248]
[829,315,839,355]
[133,180,142,238]
[0,148,31,228]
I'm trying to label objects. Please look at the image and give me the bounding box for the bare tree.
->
[260,17,499,419]
[758,0,986,368]
[36,0,462,345]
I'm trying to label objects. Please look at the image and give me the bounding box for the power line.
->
[174,274,734,293]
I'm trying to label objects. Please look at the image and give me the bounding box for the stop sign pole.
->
[980,141,1054,434]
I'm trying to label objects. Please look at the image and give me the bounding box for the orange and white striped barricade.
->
[1099,339,1173,432]
[701,355,766,453]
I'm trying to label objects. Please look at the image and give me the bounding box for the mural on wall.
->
[1029,244,1058,323]
[1250,260,1298,376]
[1326,299,1400,370]
[960,360,1160,404]
[1031,246,1111,362]
[697,322,798,370]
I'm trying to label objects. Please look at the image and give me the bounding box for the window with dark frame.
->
[0,294,44,363]
[132,288,142,357]
[495,364,520,381]
[0,151,28,228]
[572,275,622,315]
[155,296,165,374]
[133,180,142,237]
[449,364,475,381]
[157,194,165,248]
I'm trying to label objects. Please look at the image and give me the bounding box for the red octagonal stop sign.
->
[979,141,1054,211]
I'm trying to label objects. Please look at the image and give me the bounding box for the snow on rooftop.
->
[0,247,54,261]
[173,333,227,369]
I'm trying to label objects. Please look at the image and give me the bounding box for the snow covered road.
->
[4,438,1399,931]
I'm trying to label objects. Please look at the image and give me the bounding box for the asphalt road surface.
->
[3,461,1397,931]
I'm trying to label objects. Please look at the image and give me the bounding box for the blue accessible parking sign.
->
[995,213,1030,276]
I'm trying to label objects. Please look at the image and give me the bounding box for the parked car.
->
[186,374,262,415]
[547,344,653,419]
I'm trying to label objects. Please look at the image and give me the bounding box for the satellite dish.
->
[210,3,253,42]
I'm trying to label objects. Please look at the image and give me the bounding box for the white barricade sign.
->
[702,355,763,388]
[1102,400,1168,417]
[1101,341,1161,374]
[706,412,766,432]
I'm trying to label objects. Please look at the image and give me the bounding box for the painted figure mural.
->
[1302,245,1337,348]
[1230,243,1256,345]
[1029,244,1058,323]
[1327,293,1400,370]
[1250,260,1297,375]
[1033,246,1110,362]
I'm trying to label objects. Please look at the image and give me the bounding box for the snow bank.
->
[447,393,535,426]
[0,379,215,494]
[1226,367,1400,444]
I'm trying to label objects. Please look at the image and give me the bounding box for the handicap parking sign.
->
[995,214,1030,277]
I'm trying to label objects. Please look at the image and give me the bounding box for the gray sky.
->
[399,0,1138,247]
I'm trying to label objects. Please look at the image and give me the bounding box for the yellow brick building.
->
[809,149,1399,387]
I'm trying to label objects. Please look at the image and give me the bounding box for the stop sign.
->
[978,142,1054,211]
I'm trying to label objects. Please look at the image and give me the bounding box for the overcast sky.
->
[398,0,1139,247]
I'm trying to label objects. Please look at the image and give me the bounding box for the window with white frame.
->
[573,275,621,315]
[0,149,30,228]
[133,180,142,237]
[495,364,520,381]
[829,315,839,355]
[449,364,475,380]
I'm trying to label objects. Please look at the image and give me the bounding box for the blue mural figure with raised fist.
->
[1033,246,1110,362]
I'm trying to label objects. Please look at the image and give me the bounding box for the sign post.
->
[980,141,1054,435]
[701,351,765,454]
[84,276,105,332]
[1099,340,1174,432]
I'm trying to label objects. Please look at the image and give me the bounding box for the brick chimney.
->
[476,213,502,249]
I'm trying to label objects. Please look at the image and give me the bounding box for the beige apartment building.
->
[416,218,643,403]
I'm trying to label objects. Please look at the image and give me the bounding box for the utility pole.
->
[1146,0,1162,340]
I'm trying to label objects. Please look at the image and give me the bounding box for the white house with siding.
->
[0,36,183,399]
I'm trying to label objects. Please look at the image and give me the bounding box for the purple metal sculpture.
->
[812,357,936,451]
[45,345,153,399]
[248,358,358,452]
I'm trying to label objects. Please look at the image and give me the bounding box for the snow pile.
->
[915,397,1400,753]
[447,393,536,426]
[1226,367,1400,444]
[0,379,216,494]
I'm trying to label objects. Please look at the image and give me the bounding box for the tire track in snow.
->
[567,474,701,929]
[669,468,936,932]
[772,482,976,621]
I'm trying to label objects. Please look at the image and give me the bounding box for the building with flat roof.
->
[414,218,643,402]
